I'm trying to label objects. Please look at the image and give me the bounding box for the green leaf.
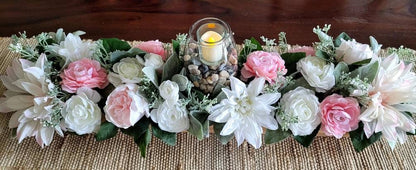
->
[264,128,291,144]
[350,61,379,83]
[212,122,234,144]
[334,62,349,84]
[95,122,118,141]
[350,58,372,66]
[101,38,131,53]
[294,125,321,147]
[120,118,150,137]
[151,123,177,146]
[350,122,382,152]
[134,127,152,158]
[281,52,306,75]
[315,50,331,61]
[172,74,190,91]
[334,32,351,47]
[172,40,180,55]
[238,37,263,67]
[369,36,382,54]
[162,53,183,82]
[109,50,129,64]
[281,77,314,94]
[188,111,210,140]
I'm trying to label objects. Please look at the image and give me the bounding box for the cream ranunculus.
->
[150,101,190,133]
[108,57,145,86]
[62,90,102,135]
[297,56,335,92]
[336,39,375,64]
[278,87,321,136]
[158,80,179,103]
[144,53,164,70]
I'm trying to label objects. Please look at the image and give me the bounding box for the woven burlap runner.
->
[0,37,415,169]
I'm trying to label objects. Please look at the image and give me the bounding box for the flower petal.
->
[229,77,246,96]
[247,77,265,97]
[220,118,239,136]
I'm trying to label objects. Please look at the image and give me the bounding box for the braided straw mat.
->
[0,37,416,170]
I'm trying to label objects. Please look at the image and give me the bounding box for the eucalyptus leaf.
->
[281,52,306,74]
[212,83,226,97]
[334,62,349,84]
[55,28,66,43]
[335,32,351,47]
[188,111,210,140]
[350,61,379,83]
[281,77,314,94]
[151,123,177,146]
[95,122,118,141]
[350,58,372,66]
[172,74,190,91]
[369,36,382,54]
[264,128,291,144]
[134,126,152,158]
[350,122,382,152]
[142,67,159,86]
[101,38,131,53]
[109,50,129,64]
[127,47,147,57]
[212,122,234,145]
[162,53,183,82]
[294,125,321,147]
[315,50,331,61]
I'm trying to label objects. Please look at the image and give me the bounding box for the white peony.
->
[297,56,335,92]
[336,39,375,64]
[150,101,190,133]
[0,54,63,147]
[208,77,280,149]
[158,80,179,103]
[278,87,321,136]
[62,88,102,135]
[360,54,416,148]
[48,33,95,66]
[144,53,164,70]
[107,57,145,86]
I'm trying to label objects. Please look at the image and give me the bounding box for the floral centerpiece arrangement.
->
[1,22,416,157]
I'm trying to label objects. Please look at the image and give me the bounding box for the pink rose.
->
[320,94,360,138]
[104,84,149,129]
[60,58,108,93]
[289,46,316,57]
[136,40,166,60]
[241,51,287,83]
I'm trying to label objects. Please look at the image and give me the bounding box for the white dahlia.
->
[48,33,95,65]
[208,77,280,149]
[0,54,63,147]
[360,54,416,148]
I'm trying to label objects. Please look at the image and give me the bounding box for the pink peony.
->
[136,40,166,60]
[289,46,316,57]
[241,51,287,83]
[104,84,149,129]
[60,58,109,93]
[320,94,360,138]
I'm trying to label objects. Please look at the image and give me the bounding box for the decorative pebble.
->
[228,55,238,65]
[218,63,226,71]
[219,70,229,78]
[189,43,197,50]
[193,81,200,87]
[200,84,207,91]
[188,65,200,75]
[183,55,191,61]
[211,74,219,82]
[218,77,227,84]
[200,65,209,74]
[209,65,219,70]
[207,77,214,84]
[191,57,202,66]
[207,85,214,92]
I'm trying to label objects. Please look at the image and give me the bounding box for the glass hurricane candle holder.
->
[184,17,238,94]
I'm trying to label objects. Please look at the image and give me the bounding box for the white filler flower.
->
[297,56,335,92]
[208,77,280,149]
[360,54,416,148]
[0,54,63,147]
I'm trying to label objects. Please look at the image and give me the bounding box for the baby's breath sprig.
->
[278,32,288,53]
[260,36,277,52]
[275,106,298,131]
[263,75,293,94]
[187,92,217,112]
[138,77,161,108]
[9,32,39,62]
[313,24,336,62]
[336,72,371,105]
[93,40,112,70]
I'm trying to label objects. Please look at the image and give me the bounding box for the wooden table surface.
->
[0,0,415,48]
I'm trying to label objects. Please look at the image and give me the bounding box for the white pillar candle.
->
[200,30,223,63]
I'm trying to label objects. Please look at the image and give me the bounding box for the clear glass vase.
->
[184,17,238,94]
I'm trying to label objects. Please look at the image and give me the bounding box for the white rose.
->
[336,39,374,64]
[278,87,321,136]
[297,56,335,92]
[150,101,189,133]
[62,93,101,135]
[159,80,179,102]
[108,57,145,86]
[144,53,164,70]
